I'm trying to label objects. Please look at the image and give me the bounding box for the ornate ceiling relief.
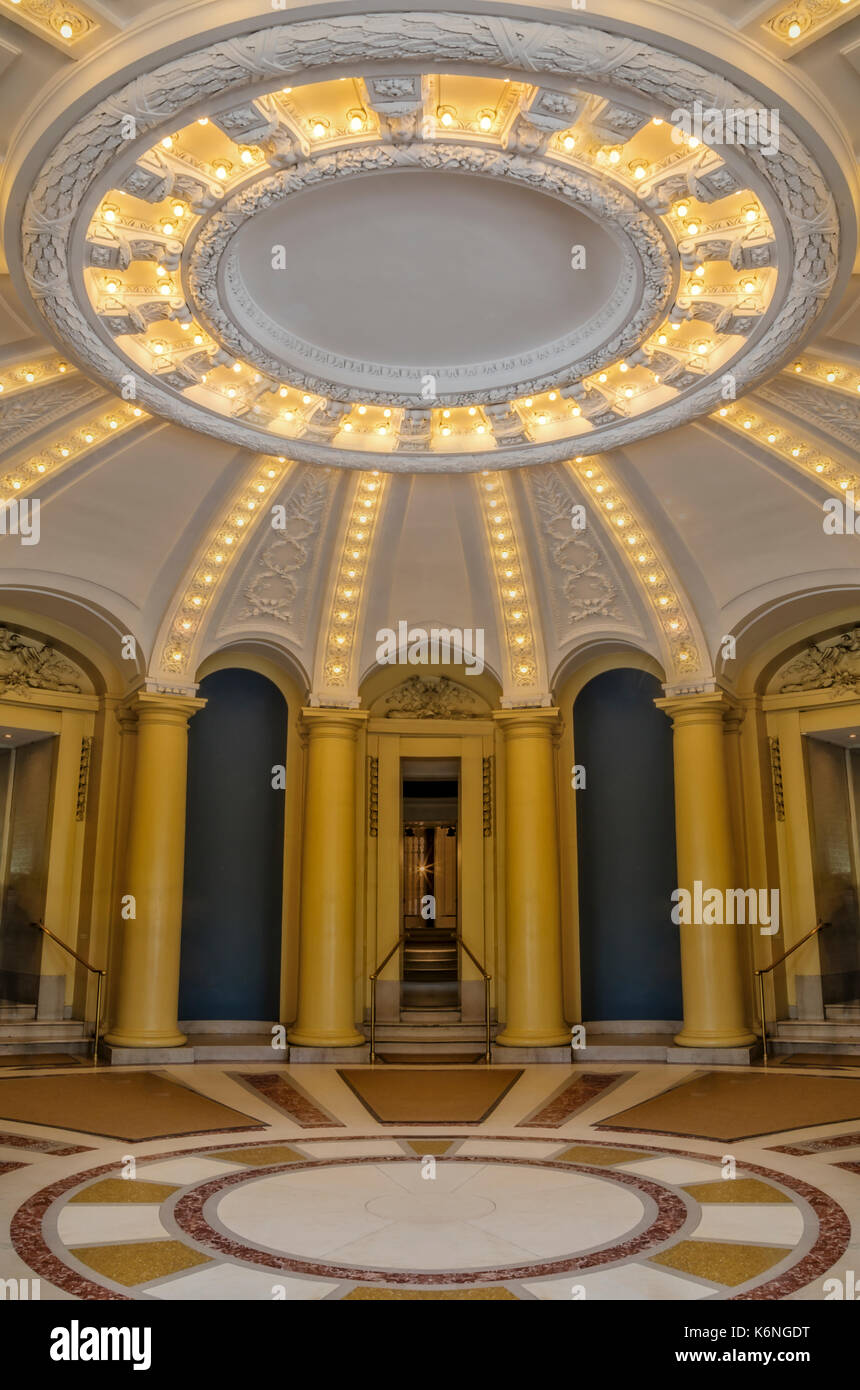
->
[756,379,860,453]
[222,465,339,638]
[187,142,661,404]
[522,463,636,640]
[372,674,488,719]
[12,11,846,473]
[0,626,88,695]
[153,454,293,688]
[0,398,145,504]
[566,456,705,681]
[0,378,105,454]
[476,471,547,702]
[712,402,860,497]
[313,470,387,704]
[774,627,860,694]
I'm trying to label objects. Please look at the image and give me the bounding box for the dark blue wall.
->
[574,667,681,1020]
[180,668,286,1021]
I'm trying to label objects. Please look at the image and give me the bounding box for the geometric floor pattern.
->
[1,1060,858,1300]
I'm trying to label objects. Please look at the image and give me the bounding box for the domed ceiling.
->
[0,0,857,706]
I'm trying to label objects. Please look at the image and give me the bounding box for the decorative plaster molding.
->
[524,463,632,634]
[15,10,842,472]
[567,456,705,678]
[317,470,386,696]
[154,455,292,680]
[477,470,544,695]
[378,673,486,718]
[188,141,660,406]
[756,378,860,453]
[230,466,337,633]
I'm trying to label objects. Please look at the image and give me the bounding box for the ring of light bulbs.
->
[15,11,844,473]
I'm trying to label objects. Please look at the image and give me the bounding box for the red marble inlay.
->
[0,1131,92,1155]
[771,1131,860,1155]
[233,1072,344,1128]
[518,1072,633,1127]
[8,1132,853,1301]
[170,1153,689,1287]
[0,1160,27,1176]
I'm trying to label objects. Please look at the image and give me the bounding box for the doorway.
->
[400,758,459,1012]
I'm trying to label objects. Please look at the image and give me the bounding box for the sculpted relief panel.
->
[774,627,860,695]
[0,627,88,696]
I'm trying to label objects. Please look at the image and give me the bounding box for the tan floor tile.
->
[683,1178,792,1204]
[71,1240,212,1287]
[651,1239,788,1286]
[69,1179,178,1204]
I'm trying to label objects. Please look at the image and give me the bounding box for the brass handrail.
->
[457,937,492,1063]
[755,920,829,1064]
[30,921,106,1064]
[369,937,405,1062]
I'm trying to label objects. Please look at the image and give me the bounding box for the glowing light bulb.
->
[59,20,74,39]
[788,19,802,39]
[162,136,174,150]
[240,149,254,165]
[215,165,228,181]
[563,135,575,151]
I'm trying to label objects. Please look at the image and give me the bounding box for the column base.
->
[491,1043,572,1063]
[287,1027,365,1049]
[673,1027,757,1049]
[103,1028,187,1049]
[495,1027,571,1048]
[289,1043,370,1063]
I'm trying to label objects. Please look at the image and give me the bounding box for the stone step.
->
[398,1010,462,1024]
[364,1023,491,1042]
[0,1020,88,1042]
[374,1041,490,1059]
[768,1038,860,1056]
[772,1019,860,1042]
[0,1038,91,1057]
[825,1002,860,1021]
[0,1003,37,1022]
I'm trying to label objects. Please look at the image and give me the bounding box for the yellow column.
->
[656,694,756,1048]
[493,709,568,1047]
[289,708,366,1048]
[105,692,204,1048]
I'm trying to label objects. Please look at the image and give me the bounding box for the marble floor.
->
[0,1059,858,1300]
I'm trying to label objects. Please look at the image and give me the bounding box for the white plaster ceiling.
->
[0,0,856,705]
[232,169,622,370]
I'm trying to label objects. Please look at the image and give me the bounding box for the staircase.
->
[769,1004,860,1057]
[364,1007,497,1063]
[0,1001,91,1058]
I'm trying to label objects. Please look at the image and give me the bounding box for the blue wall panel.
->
[180,668,285,1021]
[574,667,681,1020]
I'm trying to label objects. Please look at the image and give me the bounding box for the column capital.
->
[493,706,561,739]
[654,690,736,727]
[124,690,206,727]
[301,706,368,740]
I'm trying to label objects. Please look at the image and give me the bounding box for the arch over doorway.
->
[179,667,286,1022]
